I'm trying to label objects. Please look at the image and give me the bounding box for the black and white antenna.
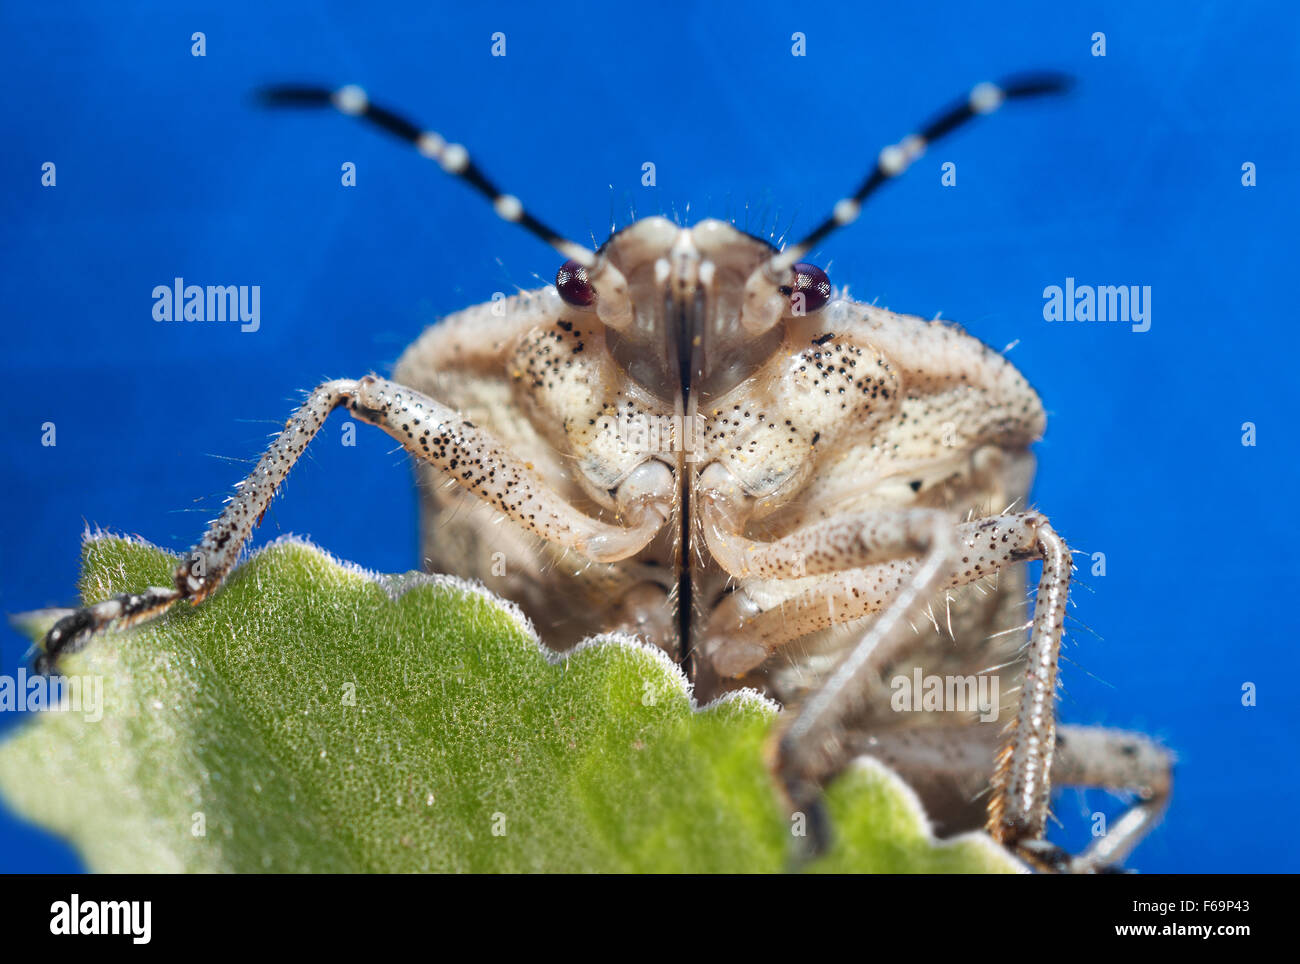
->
[772,72,1073,273]
[259,84,596,267]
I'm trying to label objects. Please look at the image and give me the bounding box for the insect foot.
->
[769,724,841,864]
[1013,839,1077,874]
[38,588,182,676]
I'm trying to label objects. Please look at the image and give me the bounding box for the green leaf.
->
[0,535,1022,873]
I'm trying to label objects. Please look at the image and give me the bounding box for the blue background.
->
[2,0,1296,873]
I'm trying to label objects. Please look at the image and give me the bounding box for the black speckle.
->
[812,332,835,345]
[909,479,922,493]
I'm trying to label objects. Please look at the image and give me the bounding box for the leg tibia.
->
[1053,724,1173,871]
[39,375,671,671]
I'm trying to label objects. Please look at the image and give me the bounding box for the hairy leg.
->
[699,499,1070,857]
[40,375,671,671]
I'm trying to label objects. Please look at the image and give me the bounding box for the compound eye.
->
[555,259,596,307]
[781,262,831,313]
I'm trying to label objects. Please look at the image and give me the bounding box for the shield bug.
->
[37,74,1171,872]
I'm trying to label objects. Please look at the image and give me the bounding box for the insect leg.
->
[700,505,960,677]
[846,724,1171,872]
[1048,724,1173,872]
[346,376,671,561]
[702,509,1062,678]
[38,376,671,672]
[714,509,959,852]
[39,379,358,673]
[703,508,1069,858]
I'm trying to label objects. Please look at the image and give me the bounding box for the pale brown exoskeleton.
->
[39,75,1171,872]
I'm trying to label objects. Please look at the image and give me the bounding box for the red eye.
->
[781,262,831,312]
[555,260,596,307]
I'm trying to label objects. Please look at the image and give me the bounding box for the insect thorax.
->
[394,216,1045,706]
